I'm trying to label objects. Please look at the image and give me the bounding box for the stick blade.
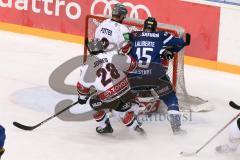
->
[13,122,36,131]
[229,101,240,110]
[180,151,196,157]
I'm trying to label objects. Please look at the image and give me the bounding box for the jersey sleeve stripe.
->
[163,34,173,44]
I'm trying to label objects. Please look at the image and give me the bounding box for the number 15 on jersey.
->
[136,47,153,68]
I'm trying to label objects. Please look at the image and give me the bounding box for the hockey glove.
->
[160,49,174,60]
[119,41,132,55]
[185,33,191,46]
[78,95,89,105]
[76,81,91,105]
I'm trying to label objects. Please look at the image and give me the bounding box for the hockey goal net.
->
[83,14,207,111]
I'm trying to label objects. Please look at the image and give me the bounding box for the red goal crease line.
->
[0,21,240,75]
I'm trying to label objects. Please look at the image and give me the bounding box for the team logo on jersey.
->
[90,0,151,19]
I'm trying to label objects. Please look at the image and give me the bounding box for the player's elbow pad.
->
[119,41,132,55]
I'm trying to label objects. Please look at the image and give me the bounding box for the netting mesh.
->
[84,15,207,111]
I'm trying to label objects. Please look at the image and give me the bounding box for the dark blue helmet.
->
[144,17,157,32]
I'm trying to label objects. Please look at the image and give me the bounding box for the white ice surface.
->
[0,30,240,160]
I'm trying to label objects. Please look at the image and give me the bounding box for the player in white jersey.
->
[94,3,131,52]
[216,118,240,153]
[77,39,144,134]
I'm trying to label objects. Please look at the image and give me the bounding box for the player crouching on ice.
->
[127,17,191,135]
[76,39,145,135]
[216,118,240,153]
[0,125,5,159]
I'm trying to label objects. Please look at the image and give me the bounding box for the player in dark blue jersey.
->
[128,17,190,135]
[0,125,5,159]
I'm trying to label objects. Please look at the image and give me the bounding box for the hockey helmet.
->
[112,3,128,18]
[144,17,157,32]
[87,39,104,55]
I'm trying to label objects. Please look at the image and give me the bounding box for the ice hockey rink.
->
[0,30,240,160]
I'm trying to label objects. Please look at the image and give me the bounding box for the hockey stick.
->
[13,101,79,131]
[180,101,240,156]
[229,101,240,110]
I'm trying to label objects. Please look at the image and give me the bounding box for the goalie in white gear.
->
[94,3,131,53]
[216,118,240,153]
[77,39,144,134]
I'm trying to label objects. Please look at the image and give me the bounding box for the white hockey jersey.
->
[94,19,130,50]
[78,51,137,102]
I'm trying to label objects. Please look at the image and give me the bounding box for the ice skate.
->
[134,125,146,135]
[169,114,187,135]
[96,119,113,134]
[172,126,187,135]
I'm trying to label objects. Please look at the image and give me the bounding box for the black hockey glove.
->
[78,95,89,105]
[185,33,191,46]
[160,49,174,60]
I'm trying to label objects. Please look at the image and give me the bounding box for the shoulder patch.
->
[164,32,171,37]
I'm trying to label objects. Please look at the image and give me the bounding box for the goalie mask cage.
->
[84,14,207,111]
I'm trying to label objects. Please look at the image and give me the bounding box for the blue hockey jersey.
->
[0,125,5,148]
[129,31,185,78]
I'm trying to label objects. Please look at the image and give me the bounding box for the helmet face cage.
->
[87,39,104,55]
[144,17,157,32]
[112,3,128,18]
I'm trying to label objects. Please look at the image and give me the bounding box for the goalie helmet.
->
[112,3,128,18]
[144,17,157,32]
[87,39,104,55]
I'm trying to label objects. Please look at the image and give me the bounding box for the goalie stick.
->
[180,101,240,156]
[13,101,79,131]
